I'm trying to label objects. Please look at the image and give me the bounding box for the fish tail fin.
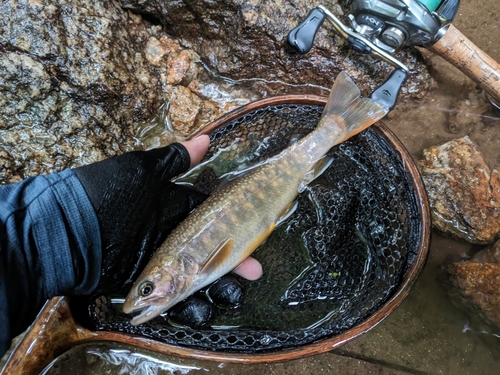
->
[322,71,389,141]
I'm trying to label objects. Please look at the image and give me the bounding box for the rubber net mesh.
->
[72,103,421,352]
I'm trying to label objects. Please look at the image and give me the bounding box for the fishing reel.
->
[287,0,461,66]
[348,0,460,53]
[289,1,500,107]
[288,3,413,111]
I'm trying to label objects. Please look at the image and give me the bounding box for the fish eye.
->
[139,281,154,297]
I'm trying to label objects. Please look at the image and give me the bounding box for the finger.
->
[181,135,210,168]
[232,257,263,281]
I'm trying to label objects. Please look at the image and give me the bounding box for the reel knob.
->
[287,8,326,54]
[380,26,406,49]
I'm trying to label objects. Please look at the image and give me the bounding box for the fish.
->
[122,71,389,325]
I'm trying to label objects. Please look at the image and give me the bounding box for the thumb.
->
[181,135,210,169]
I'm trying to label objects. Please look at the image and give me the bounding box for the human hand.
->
[73,135,261,294]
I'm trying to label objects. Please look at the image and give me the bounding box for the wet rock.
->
[206,275,244,308]
[418,136,500,244]
[0,0,219,184]
[119,0,432,97]
[167,50,200,85]
[168,295,215,328]
[168,85,204,136]
[1,0,433,185]
[472,240,500,263]
[447,245,500,329]
[0,1,168,184]
[145,36,179,67]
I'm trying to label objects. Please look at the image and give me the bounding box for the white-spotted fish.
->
[122,72,389,325]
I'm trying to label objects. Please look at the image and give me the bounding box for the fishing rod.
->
[288,0,500,107]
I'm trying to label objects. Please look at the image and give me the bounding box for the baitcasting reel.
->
[347,0,460,53]
[289,0,500,106]
[288,2,413,112]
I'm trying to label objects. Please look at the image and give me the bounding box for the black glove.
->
[73,143,207,294]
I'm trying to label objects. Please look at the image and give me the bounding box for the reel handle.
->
[429,24,500,105]
[287,8,325,54]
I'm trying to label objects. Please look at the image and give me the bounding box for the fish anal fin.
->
[199,239,234,277]
[301,156,334,189]
[277,201,299,226]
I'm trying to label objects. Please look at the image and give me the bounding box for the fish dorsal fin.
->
[199,238,235,277]
[321,72,389,142]
[300,156,334,192]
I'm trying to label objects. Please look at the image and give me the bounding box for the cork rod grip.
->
[429,24,500,104]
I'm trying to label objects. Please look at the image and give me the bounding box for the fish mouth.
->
[123,304,167,326]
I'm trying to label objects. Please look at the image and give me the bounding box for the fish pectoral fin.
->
[299,156,334,192]
[276,200,299,226]
[199,238,235,277]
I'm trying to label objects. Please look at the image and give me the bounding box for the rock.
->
[0,1,167,184]
[167,50,200,85]
[1,0,433,185]
[168,85,203,136]
[145,36,178,67]
[0,0,217,184]
[119,0,432,97]
[472,240,500,263]
[447,241,500,331]
[447,253,500,329]
[418,136,500,244]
